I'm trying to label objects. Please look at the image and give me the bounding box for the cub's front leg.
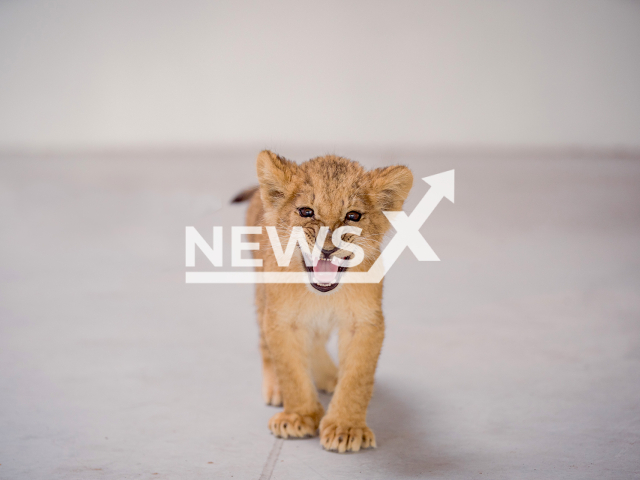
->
[320,313,384,453]
[263,311,324,438]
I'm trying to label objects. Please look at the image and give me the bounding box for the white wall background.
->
[1,0,639,151]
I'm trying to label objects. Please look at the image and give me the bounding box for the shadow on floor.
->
[362,381,482,478]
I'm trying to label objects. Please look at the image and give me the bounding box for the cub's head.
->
[257,150,413,294]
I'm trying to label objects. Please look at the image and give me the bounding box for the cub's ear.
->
[367,165,413,211]
[256,150,297,207]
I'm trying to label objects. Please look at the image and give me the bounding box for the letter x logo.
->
[364,170,454,282]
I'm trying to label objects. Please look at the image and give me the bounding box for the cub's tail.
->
[231,185,259,204]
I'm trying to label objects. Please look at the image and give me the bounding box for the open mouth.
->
[302,253,349,293]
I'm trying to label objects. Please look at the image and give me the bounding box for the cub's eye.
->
[298,207,314,218]
[345,211,361,222]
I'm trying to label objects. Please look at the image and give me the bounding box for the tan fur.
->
[241,150,413,453]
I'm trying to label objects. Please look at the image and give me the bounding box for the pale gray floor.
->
[0,152,639,479]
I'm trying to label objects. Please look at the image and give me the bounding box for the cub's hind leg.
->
[257,283,282,406]
[311,331,338,394]
[260,332,282,406]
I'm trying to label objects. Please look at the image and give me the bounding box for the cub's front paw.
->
[319,417,376,453]
[268,411,322,439]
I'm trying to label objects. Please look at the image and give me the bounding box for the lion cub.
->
[233,151,413,453]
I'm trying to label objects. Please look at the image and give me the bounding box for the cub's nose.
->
[321,247,338,258]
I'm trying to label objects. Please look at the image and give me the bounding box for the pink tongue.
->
[313,259,339,283]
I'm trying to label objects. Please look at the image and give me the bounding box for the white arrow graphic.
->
[186,169,454,284]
